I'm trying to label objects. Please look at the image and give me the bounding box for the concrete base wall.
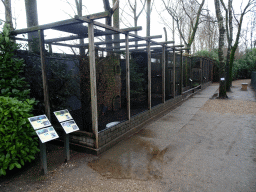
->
[65,81,212,155]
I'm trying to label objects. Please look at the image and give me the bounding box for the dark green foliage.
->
[193,49,220,82]
[0,96,39,176]
[232,48,256,79]
[0,25,30,100]
[193,49,219,63]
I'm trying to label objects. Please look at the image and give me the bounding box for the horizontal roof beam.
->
[85,11,111,20]
[169,45,184,48]
[11,18,81,35]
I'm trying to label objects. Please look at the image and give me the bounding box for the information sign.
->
[28,115,51,130]
[54,109,79,134]
[54,109,73,122]
[60,120,79,134]
[35,126,59,143]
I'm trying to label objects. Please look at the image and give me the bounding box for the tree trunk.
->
[146,0,151,37]
[25,0,39,52]
[215,0,227,98]
[103,0,112,54]
[113,0,120,51]
[224,0,233,91]
[4,0,13,29]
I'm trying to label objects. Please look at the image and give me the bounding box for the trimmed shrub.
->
[0,96,39,176]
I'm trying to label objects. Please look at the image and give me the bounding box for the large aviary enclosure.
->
[12,15,214,154]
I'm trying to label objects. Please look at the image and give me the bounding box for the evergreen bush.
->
[0,25,30,100]
[0,96,39,176]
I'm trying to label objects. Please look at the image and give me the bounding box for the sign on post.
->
[28,115,59,175]
[54,109,79,134]
[54,109,79,161]
[28,115,59,143]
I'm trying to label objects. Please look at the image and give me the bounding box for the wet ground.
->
[1,79,256,191]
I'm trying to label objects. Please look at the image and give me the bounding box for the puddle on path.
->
[88,135,175,180]
[161,115,178,122]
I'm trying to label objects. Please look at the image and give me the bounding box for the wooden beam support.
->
[12,18,81,35]
[38,30,51,120]
[125,34,130,121]
[75,15,120,33]
[168,45,184,48]
[88,21,99,149]
[175,48,190,51]
[161,41,175,44]
[121,26,142,32]
[84,11,111,20]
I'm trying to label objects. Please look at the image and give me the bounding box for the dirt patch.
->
[201,99,256,115]
[231,79,251,86]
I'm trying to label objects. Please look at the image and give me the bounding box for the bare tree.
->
[127,0,146,48]
[220,0,256,91]
[196,10,218,51]
[162,0,206,52]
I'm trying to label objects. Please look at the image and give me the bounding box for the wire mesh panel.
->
[191,57,201,87]
[182,56,191,91]
[130,52,148,117]
[175,53,181,96]
[202,58,207,83]
[165,52,174,101]
[22,51,90,131]
[151,52,162,107]
[96,55,127,131]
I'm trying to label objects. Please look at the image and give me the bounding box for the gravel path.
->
[1,79,256,192]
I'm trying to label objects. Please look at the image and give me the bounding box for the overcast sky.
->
[0,0,253,53]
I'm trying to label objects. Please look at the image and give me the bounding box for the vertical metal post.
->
[39,30,51,121]
[39,141,47,175]
[165,51,170,99]
[64,134,70,162]
[162,45,166,103]
[88,21,99,149]
[185,56,188,87]
[173,48,176,98]
[48,43,52,54]
[190,56,192,88]
[125,33,130,121]
[200,58,203,87]
[180,50,183,95]
[147,40,151,110]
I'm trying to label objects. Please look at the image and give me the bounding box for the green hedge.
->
[0,96,39,176]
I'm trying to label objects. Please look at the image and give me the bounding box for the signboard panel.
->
[35,126,59,143]
[54,109,79,134]
[28,115,51,130]
[61,120,79,134]
[54,109,73,122]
